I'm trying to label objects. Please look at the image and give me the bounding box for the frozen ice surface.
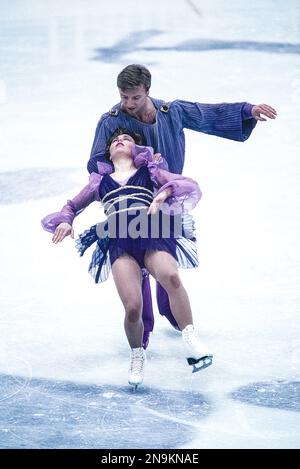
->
[0,0,299,449]
[0,374,210,449]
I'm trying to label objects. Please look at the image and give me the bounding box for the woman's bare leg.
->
[144,250,193,330]
[111,254,143,348]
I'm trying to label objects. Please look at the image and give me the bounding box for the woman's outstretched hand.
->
[52,222,74,244]
[147,189,172,215]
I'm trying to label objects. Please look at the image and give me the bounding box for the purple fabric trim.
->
[156,282,179,330]
[97,161,113,175]
[41,202,76,233]
[242,102,254,120]
[141,270,180,347]
[152,169,202,214]
[141,272,154,349]
[132,144,169,171]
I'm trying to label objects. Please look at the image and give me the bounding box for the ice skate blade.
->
[129,383,140,392]
[187,355,213,373]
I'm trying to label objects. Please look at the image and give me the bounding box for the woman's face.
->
[109,134,135,159]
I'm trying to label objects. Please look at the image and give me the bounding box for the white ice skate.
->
[182,325,213,373]
[128,347,146,390]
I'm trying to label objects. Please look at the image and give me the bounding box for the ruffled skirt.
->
[75,212,198,283]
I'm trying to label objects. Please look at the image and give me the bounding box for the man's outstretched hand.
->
[251,104,277,121]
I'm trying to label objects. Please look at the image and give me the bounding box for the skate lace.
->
[130,349,145,375]
[182,328,198,347]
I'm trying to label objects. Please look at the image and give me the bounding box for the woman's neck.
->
[112,156,136,174]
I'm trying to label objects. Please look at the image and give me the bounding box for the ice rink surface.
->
[0,0,299,449]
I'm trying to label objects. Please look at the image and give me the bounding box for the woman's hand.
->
[147,188,172,215]
[153,152,162,163]
[52,223,74,244]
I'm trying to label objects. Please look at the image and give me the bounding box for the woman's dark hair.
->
[117,64,151,92]
[105,128,145,162]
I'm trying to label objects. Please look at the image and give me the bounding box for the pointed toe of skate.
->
[128,374,144,389]
[182,325,213,373]
[128,347,146,389]
[128,381,140,392]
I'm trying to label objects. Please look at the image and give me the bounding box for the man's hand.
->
[251,104,277,121]
[147,189,172,215]
[52,222,74,244]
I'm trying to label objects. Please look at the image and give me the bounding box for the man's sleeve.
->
[174,100,257,142]
[87,115,114,174]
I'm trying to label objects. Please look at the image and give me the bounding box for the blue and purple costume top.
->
[87,98,256,174]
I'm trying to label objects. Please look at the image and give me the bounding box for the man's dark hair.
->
[117,64,151,92]
[105,128,145,161]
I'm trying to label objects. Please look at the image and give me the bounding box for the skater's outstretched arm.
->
[41,173,103,243]
[175,100,276,142]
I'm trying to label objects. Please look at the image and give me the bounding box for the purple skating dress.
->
[41,146,201,348]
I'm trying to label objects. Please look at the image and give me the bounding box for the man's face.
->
[119,86,149,116]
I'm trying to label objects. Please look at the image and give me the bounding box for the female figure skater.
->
[42,128,212,389]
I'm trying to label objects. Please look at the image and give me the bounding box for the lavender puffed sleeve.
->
[153,168,201,212]
[41,173,102,233]
[132,144,169,171]
[132,144,201,212]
